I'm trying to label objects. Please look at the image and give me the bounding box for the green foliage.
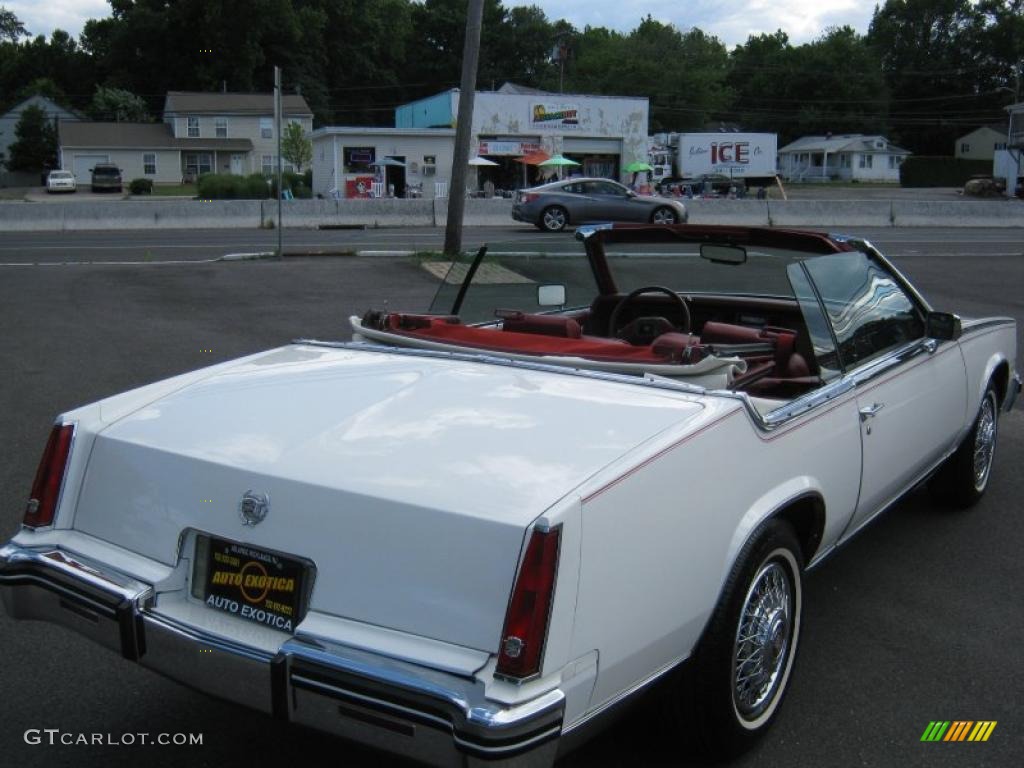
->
[7,104,57,170]
[0,7,28,42]
[281,122,312,172]
[129,178,153,194]
[89,85,151,122]
[899,156,993,186]
[197,173,271,199]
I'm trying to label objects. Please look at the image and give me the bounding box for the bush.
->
[129,178,153,195]
[197,173,270,199]
[900,157,993,187]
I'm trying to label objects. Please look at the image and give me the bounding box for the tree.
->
[89,85,151,121]
[7,104,57,171]
[281,121,312,171]
[0,6,28,42]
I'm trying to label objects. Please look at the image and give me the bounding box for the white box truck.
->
[650,132,778,192]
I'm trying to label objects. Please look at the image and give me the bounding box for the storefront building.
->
[310,127,455,199]
[397,84,649,192]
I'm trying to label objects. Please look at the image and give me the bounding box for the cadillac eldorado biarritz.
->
[2,223,1019,766]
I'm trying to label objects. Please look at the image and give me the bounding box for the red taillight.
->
[24,424,74,528]
[519,192,538,203]
[496,527,560,681]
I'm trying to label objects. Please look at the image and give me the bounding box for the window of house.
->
[260,117,273,139]
[184,153,212,176]
[215,117,228,138]
[995,142,1006,151]
[961,142,970,154]
[344,146,376,173]
[859,154,873,168]
[262,154,274,176]
[888,155,896,169]
[187,116,200,138]
[143,153,156,175]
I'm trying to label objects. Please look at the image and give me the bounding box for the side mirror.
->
[537,284,566,307]
[626,190,637,198]
[926,312,961,341]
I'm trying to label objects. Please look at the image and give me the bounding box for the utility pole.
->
[443,0,484,257]
[274,65,283,258]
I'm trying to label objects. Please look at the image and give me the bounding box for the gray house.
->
[57,91,314,185]
[778,134,911,182]
[1,95,83,185]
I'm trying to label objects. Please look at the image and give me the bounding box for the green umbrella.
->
[624,161,653,172]
[538,154,581,180]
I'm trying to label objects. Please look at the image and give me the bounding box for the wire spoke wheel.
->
[972,394,996,491]
[732,560,794,722]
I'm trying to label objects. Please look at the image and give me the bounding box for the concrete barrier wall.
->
[767,200,893,228]
[892,200,1024,227]
[686,199,769,225]
[2,197,1022,231]
[0,202,66,231]
[433,197,514,226]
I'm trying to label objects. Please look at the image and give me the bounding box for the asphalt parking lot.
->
[0,228,1021,766]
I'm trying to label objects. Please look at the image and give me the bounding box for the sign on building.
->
[530,104,580,130]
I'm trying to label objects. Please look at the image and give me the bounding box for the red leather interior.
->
[501,313,583,338]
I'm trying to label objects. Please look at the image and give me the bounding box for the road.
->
[0,226,1021,766]
[1,224,1023,263]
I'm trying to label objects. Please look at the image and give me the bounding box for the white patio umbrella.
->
[468,156,498,193]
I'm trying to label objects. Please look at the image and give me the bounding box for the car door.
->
[802,251,967,537]
[585,180,636,220]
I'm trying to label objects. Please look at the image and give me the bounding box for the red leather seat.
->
[501,313,582,339]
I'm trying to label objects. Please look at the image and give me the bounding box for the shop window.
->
[344,146,375,173]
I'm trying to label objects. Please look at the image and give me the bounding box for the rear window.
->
[93,167,120,177]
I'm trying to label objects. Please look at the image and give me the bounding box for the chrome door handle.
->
[859,403,885,422]
[922,339,938,354]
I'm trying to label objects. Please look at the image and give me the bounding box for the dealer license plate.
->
[194,535,311,633]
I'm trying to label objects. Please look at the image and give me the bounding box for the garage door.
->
[562,138,621,155]
[73,155,109,184]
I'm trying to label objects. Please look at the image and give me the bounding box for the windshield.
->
[50,172,73,178]
[429,239,807,324]
[427,250,598,324]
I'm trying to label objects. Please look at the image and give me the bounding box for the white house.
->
[57,91,314,185]
[778,134,911,182]
[993,102,1023,197]
[955,124,1008,161]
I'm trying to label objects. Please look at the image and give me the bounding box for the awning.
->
[516,151,551,165]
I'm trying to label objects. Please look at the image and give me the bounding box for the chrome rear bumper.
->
[0,542,564,767]
[1006,371,1021,412]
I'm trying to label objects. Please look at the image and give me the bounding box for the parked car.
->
[513,177,687,231]
[45,170,77,194]
[1,224,1018,766]
[90,163,123,192]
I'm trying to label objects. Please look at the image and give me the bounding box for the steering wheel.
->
[607,285,691,339]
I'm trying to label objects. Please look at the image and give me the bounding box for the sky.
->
[7,0,876,48]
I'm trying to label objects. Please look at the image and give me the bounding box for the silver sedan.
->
[512,177,687,231]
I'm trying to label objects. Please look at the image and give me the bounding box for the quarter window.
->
[803,251,924,370]
[187,116,200,138]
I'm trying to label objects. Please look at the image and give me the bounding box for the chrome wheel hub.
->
[733,561,792,720]
[973,396,996,491]
[653,209,675,224]
[543,209,565,230]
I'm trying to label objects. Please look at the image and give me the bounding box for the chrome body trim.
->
[0,542,565,767]
[960,317,1018,336]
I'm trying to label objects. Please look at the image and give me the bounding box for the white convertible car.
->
[1,224,1018,766]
